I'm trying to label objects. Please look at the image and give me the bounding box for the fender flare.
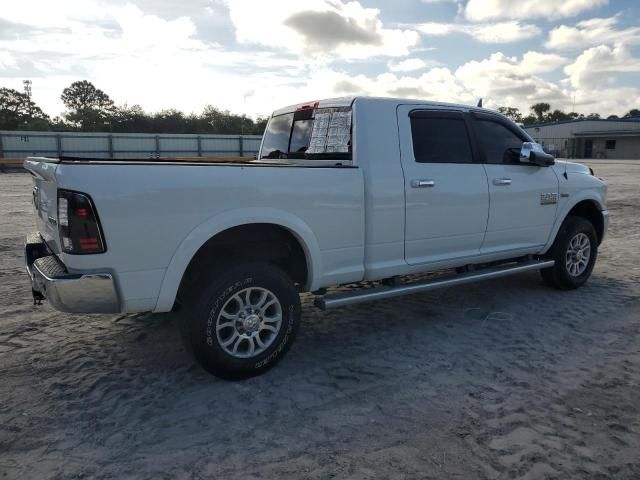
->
[541,193,606,254]
[153,208,322,312]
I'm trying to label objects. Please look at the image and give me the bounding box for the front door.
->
[397,106,489,266]
[471,113,560,253]
[584,139,593,158]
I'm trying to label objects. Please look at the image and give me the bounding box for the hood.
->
[552,160,591,176]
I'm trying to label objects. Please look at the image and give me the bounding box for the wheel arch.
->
[153,208,321,312]
[542,196,606,254]
[566,200,605,244]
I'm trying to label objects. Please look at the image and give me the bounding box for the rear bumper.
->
[25,233,120,313]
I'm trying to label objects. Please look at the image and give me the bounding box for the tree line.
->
[2,80,639,134]
[498,103,640,125]
[0,80,268,135]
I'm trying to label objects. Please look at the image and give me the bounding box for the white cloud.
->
[546,17,640,50]
[564,43,640,89]
[1,0,639,121]
[328,51,571,113]
[0,52,17,70]
[464,0,608,21]
[416,21,540,43]
[325,46,639,117]
[0,2,312,117]
[454,52,569,107]
[0,0,106,28]
[224,0,420,59]
[520,51,570,73]
[387,58,438,72]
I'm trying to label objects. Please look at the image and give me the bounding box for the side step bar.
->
[314,259,554,310]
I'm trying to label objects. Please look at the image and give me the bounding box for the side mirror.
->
[520,142,555,166]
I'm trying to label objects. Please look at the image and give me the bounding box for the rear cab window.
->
[260,105,352,162]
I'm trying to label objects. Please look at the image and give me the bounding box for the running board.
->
[314,259,554,310]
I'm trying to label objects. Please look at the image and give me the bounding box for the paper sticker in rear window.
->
[306,107,352,156]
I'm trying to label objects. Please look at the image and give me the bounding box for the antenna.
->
[477,98,483,108]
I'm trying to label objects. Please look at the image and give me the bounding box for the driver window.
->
[475,119,524,164]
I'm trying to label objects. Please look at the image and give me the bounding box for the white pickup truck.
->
[25,96,608,379]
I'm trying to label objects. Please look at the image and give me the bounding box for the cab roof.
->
[271,96,489,117]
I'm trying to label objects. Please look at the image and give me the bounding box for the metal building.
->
[523,117,640,159]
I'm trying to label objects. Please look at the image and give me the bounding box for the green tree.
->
[497,106,523,123]
[586,113,601,120]
[530,102,551,122]
[547,109,572,122]
[61,80,116,131]
[0,87,50,130]
[112,104,153,133]
[252,117,268,135]
[151,109,190,133]
[624,108,640,117]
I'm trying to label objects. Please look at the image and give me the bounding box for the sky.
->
[1,0,639,119]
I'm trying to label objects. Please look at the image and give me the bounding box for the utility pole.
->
[23,80,33,117]
[23,80,32,98]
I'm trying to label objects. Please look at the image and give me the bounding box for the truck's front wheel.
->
[541,216,598,290]
[184,262,300,379]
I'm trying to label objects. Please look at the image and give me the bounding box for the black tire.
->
[183,262,301,380]
[541,216,598,290]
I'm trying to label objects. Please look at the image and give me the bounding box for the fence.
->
[0,130,263,160]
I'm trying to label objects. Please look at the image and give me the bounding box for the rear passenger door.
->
[471,113,559,253]
[397,106,490,266]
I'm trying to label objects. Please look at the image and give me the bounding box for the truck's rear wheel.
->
[184,262,300,379]
[541,216,598,290]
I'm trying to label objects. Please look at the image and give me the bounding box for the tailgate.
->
[24,157,62,254]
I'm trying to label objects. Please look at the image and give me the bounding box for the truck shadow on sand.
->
[76,272,635,388]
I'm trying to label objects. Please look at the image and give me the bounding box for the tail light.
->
[57,189,106,254]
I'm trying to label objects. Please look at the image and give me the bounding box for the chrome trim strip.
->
[315,260,555,310]
[600,209,609,243]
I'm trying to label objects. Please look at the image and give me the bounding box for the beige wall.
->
[581,137,640,159]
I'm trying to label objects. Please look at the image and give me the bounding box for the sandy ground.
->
[1,161,639,479]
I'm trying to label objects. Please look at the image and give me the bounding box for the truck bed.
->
[24,155,365,313]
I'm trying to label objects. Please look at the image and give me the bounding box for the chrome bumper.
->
[25,233,120,313]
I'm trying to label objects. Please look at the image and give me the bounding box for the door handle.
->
[493,178,512,186]
[411,179,435,188]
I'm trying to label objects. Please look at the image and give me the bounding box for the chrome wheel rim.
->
[565,232,591,277]
[215,287,282,358]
